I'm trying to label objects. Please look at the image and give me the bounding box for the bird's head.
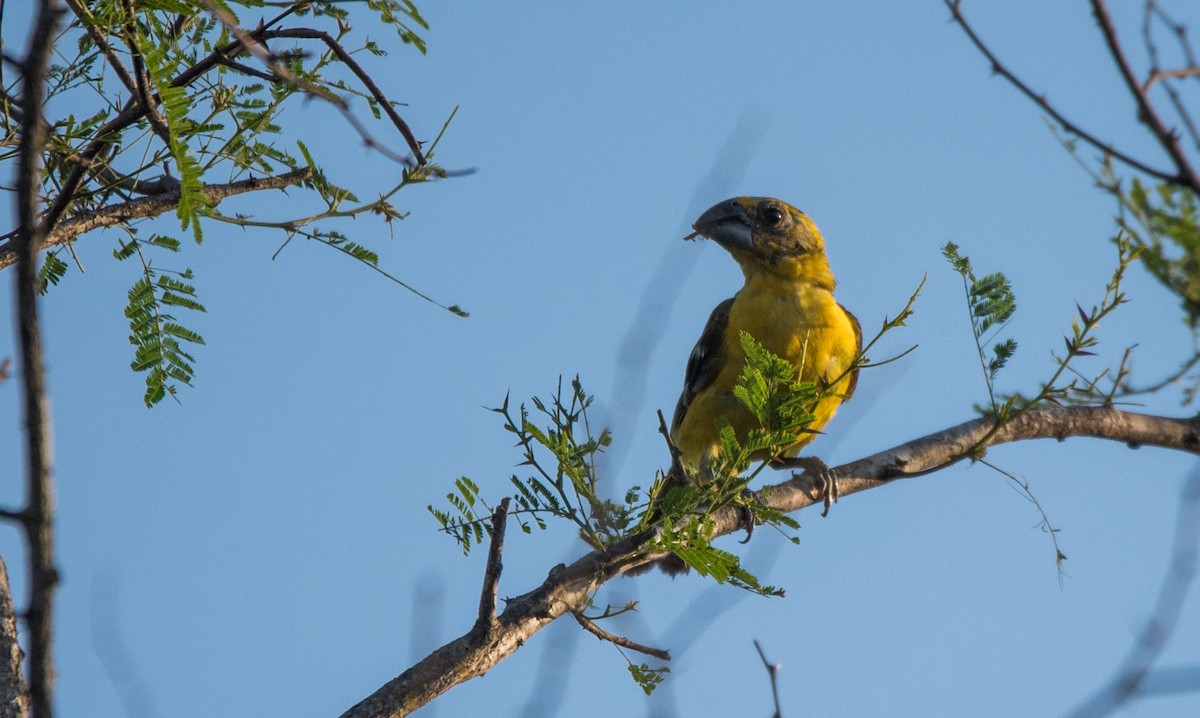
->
[687,197,832,285]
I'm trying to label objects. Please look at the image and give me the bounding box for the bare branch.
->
[0,168,311,271]
[1143,66,1200,91]
[572,611,671,661]
[1141,1,1200,155]
[339,405,1200,717]
[943,0,1183,186]
[1089,0,1200,191]
[14,3,64,717]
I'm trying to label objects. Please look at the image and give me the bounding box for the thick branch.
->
[0,168,311,271]
[340,405,1200,718]
[15,4,63,718]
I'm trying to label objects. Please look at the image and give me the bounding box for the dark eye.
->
[762,206,785,226]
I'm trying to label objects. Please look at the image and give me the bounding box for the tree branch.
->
[339,405,1200,718]
[0,168,311,271]
[474,499,510,632]
[263,27,427,164]
[753,639,782,718]
[14,3,64,717]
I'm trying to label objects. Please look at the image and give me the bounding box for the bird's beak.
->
[688,199,753,252]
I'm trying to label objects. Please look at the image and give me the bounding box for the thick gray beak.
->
[691,199,753,252]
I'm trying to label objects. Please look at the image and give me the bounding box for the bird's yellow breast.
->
[673,274,858,467]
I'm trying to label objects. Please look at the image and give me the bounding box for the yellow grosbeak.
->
[637,197,860,576]
[671,196,861,469]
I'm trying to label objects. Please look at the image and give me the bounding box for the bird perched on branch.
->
[639,196,861,576]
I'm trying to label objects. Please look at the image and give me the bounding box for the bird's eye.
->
[762,207,785,226]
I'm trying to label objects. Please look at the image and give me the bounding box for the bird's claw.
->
[787,456,839,516]
[737,488,758,543]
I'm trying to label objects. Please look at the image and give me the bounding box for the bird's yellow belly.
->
[673,283,857,467]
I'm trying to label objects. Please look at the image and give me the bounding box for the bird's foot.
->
[736,488,758,543]
[782,456,839,516]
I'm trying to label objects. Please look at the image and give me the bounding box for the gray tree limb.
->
[339,405,1200,718]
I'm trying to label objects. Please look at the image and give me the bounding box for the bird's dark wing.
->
[671,297,734,431]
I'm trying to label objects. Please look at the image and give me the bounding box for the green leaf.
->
[37,253,69,294]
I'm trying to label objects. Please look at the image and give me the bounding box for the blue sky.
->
[3,1,1200,716]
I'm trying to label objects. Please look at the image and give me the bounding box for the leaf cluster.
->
[942,242,1018,414]
[1123,177,1200,325]
[114,233,206,406]
[428,377,628,554]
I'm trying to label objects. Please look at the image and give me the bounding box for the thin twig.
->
[1141,0,1200,155]
[754,639,783,718]
[199,0,339,105]
[474,498,510,631]
[118,0,171,144]
[1143,66,1200,90]
[15,3,64,717]
[943,0,1181,185]
[572,611,671,661]
[265,27,426,164]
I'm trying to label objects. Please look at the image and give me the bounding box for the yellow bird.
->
[638,197,860,576]
[671,197,861,473]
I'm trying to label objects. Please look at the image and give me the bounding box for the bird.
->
[637,196,861,576]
